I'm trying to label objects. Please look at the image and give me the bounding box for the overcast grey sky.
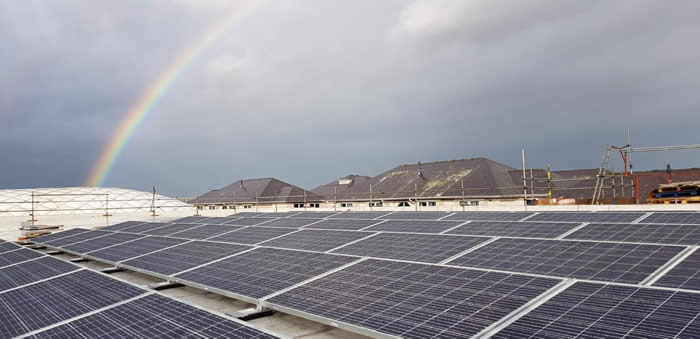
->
[2,0,699,197]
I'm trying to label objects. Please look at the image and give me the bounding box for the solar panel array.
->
[654,248,700,291]
[448,238,685,284]
[29,210,700,338]
[447,220,583,238]
[565,222,700,245]
[493,282,700,339]
[0,242,278,338]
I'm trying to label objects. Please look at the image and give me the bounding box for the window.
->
[369,202,383,207]
[340,203,353,208]
[243,204,252,209]
[293,203,304,208]
[419,201,437,207]
[469,200,479,206]
[208,206,216,210]
[398,201,411,207]
[307,203,320,208]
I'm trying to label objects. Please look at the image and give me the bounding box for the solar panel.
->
[43,230,113,247]
[259,229,373,252]
[61,232,146,254]
[492,282,700,339]
[121,241,252,276]
[99,221,146,231]
[364,219,463,234]
[31,228,91,244]
[224,217,276,226]
[255,218,319,228]
[0,270,145,338]
[87,236,189,263]
[447,238,685,284]
[444,212,534,221]
[265,259,561,339]
[119,222,171,233]
[228,212,266,217]
[30,294,278,338]
[564,222,700,245]
[174,247,357,300]
[328,211,392,219]
[654,248,700,291]
[302,218,384,231]
[263,212,301,218]
[0,248,44,267]
[638,212,700,225]
[0,241,21,254]
[139,223,203,236]
[527,212,646,223]
[199,217,238,225]
[379,211,449,220]
[207,227,298,245]
[0,256,79,292]
[170,216,211,223]
[289,212,340,218]
[169,224,243,240]
[332,233,489,263]
[447,221,582,238]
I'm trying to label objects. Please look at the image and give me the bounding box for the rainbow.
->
[85,10,241,187]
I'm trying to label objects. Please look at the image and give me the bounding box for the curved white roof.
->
[0,187,191,216]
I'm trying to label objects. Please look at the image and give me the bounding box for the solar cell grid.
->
[169,224,243,240]
[654,248,700,291]
[0,248,44,267]
[364,219,463,234]
[87,236,189,263]
[139,223,203,236]
[122,241,251,276]
[228,212,266,217]
[448,238,685,284]
[260,229,373,252]
[29,294,278,339]
[527,212,645,223]
[266,259,561,339]
[119,222,171,233]
[289,212,340,219]
[263,212,301,218]
[446,221,582,238]
[639,212,700,225]
[565,222,700,245]
[444,212,534,221]
[43,230,113,247]
[332,233,489,263]
[256,218,320,228]
[0,270,145,338]
[225,217,276,226]
[303,218,383,231]
[200,217,238,224]
[0,241,21,253]
[61,232,146,254]
[0,256,79,292]
[99,221,147,231]
[31,228,91,244]
[174,247,357,299]
[171,216,211,223]
[208,227,298,245]
[380,211,449,220]
[328,211,392,219]
[493,282,700,339]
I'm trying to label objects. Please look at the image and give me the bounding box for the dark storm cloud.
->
[2,1,700,197]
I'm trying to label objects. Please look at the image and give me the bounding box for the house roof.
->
[196,178,324,204]
[311,175,371,198]
[336,158,523,200]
